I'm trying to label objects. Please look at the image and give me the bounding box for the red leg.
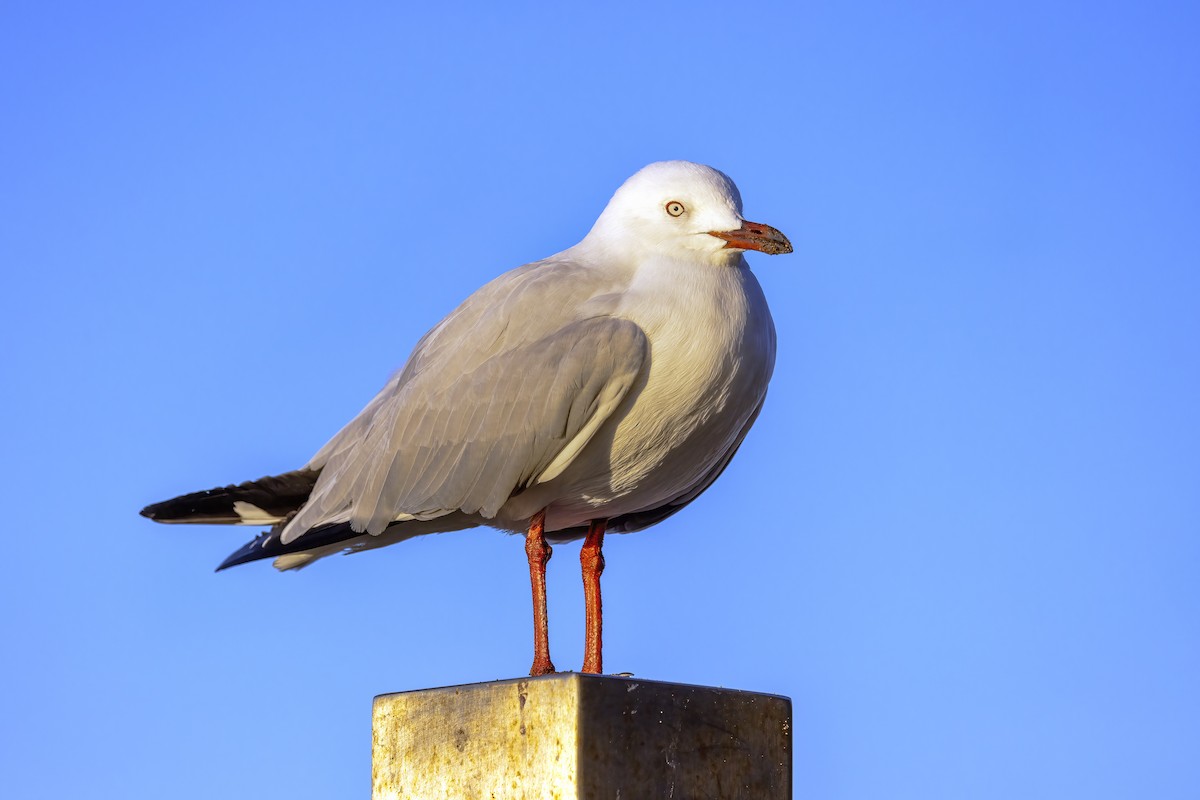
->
[526,509,556,677]
[580,519,607,674]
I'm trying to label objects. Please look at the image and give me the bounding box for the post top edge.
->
[373,672,791,703]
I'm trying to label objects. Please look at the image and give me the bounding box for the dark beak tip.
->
[758,234,793,256]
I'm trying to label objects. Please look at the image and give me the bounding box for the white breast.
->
[535,256,776,529]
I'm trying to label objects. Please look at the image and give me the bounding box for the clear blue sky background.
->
[2,2,1197,798]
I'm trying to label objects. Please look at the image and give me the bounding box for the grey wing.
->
[280,315,648,543]
[305,258,625,471]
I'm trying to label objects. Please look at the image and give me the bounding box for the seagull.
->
[141,160,792,676]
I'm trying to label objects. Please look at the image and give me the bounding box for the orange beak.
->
[709,220,793,255]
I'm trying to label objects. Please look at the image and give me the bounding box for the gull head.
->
[583,161,792,266]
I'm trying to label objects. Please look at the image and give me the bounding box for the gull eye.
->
[665,201,686,217]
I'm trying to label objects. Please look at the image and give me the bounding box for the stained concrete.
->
[372,673,791,799]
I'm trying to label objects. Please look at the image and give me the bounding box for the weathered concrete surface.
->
[372,673,791,799]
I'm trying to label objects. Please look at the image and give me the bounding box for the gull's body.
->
[293,234,774,551]
[142,160,791,673]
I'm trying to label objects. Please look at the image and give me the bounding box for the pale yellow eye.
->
[665,201,686,217]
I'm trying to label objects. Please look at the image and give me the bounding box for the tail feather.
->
[140,469,320,525]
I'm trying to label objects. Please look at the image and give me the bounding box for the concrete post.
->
[372,673,791,799]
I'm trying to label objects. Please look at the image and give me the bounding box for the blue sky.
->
[2,2,1197,798]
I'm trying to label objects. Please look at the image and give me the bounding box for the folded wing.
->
[279,261,647,546]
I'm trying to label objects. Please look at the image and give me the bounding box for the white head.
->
[582,160,792,266]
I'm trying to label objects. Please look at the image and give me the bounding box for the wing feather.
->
[280,259,645,545]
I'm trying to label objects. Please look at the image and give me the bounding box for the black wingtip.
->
[139,470,320,525]
[214,520,364,572]
[215,533,273,572]
[140,501,170,521]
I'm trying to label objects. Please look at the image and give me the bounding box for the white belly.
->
[520,257,776,531]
